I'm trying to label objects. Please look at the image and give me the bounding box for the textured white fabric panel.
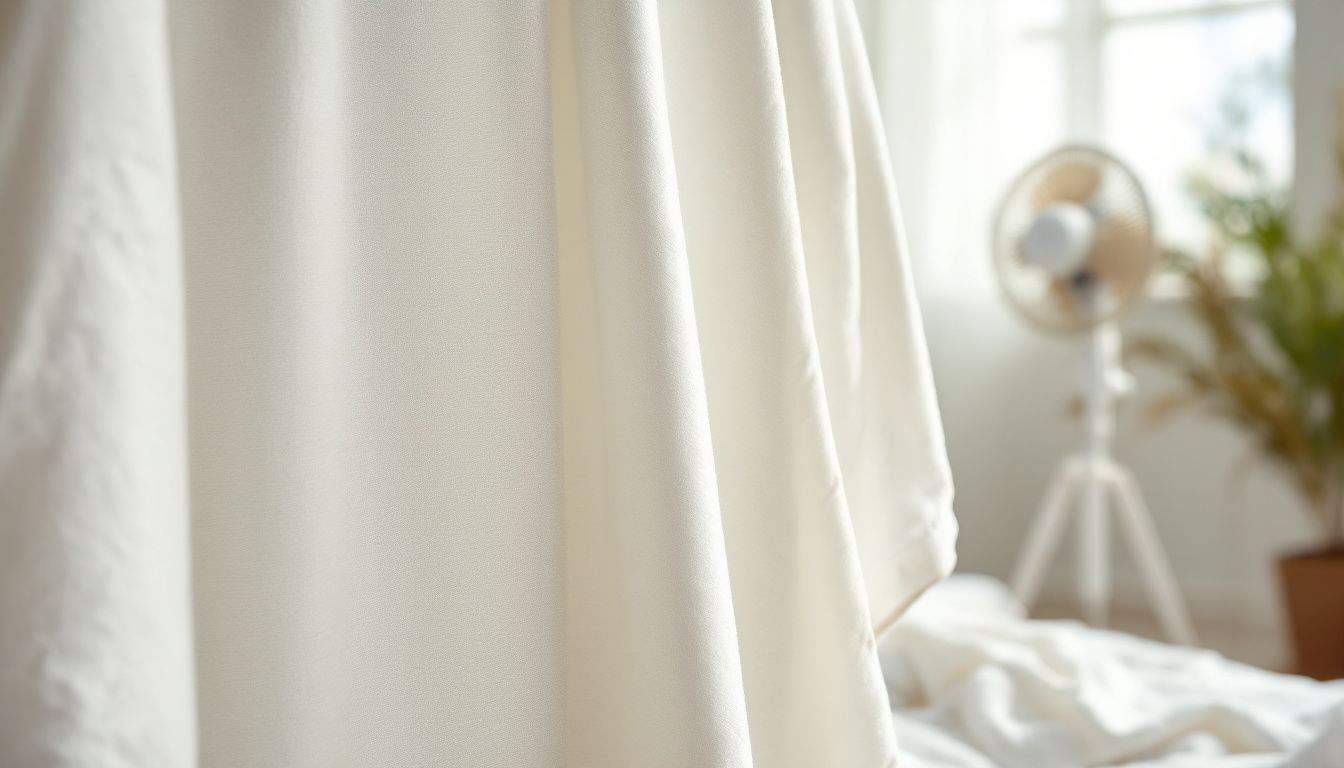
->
[831,0,958,630]
[658,1,899,765]
[557,0,955,765]
[559,2,753,765]
[171,3,563,767]
[0,1,953,766]
[0,2,196,766]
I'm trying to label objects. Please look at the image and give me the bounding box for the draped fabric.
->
[0,1,955,767]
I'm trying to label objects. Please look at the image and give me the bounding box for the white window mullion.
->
[1064,0,1107,142]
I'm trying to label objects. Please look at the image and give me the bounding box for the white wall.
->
[921,289,1315,628]
[873,1,1341,653]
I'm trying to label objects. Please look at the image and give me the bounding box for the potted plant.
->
[1128,99,1344,679]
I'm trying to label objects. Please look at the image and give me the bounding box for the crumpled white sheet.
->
[882,575,1344,768]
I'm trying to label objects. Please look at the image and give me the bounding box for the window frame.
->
[1021,0,1288,143]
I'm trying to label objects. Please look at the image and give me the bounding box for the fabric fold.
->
[558,0,753,765]
[657,0,900,765]
[557,1,956,765]
[0,2,195,764]
[0,1,955,766]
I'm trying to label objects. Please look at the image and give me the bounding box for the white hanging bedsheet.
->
[0,1,956,766]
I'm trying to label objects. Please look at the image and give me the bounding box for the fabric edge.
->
[872,504,959,638]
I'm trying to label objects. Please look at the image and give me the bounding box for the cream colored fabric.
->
[0,3,195,766]
[885,576,1344,768]
[0,1,955,767]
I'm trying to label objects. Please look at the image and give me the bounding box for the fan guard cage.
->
[991,144,1156,333]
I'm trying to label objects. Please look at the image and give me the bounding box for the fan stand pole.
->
[1079,321,1115,628]
[1010,323,1198,646]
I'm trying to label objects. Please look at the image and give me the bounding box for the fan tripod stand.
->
[1010,324,1198,645]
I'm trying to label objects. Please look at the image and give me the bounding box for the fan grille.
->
[992,145,1156,332]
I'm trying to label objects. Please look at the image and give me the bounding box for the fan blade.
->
[1047,276,1084,319]
[1086,214,1151,300]
[1030,160,1103,210]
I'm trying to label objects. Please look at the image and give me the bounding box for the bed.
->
[881,575,1344,767]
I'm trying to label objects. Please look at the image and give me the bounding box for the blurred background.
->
[854,0,1344,669]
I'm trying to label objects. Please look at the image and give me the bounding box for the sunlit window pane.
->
[1101,4,1293,254]
[1105,0,1273,17]
[1016,0,1067,30]
[998,40,1068,173]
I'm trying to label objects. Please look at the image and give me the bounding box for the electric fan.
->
[992,144,1197,645]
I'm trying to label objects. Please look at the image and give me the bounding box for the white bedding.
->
[882,576,1344,767]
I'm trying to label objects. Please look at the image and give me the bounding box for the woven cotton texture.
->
[0,1,956,766]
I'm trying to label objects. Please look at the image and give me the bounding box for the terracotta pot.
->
[1279,547,1344,680]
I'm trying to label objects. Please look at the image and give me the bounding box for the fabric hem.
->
[871,508,958,637]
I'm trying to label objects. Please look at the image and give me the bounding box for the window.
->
[1013,0,1293,259]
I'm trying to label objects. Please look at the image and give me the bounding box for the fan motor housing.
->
[1020,202,1094,277]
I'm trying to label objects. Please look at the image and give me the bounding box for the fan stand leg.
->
[1078,458,1110,627]
[1012,458,1083,611]
[1105,464,1198,645]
